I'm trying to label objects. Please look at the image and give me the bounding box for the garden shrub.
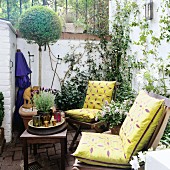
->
[55,78,88,111]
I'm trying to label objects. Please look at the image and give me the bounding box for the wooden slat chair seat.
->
[65,81,119,150]
[72,92,170,170]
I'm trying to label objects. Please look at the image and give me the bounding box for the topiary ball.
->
[18,6,62,46]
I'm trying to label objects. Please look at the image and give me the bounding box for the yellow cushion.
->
[65,109,101,122]
[83,81,116,110]
[73,132,130,168]
[119,91,164,160]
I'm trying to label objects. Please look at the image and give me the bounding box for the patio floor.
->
[0,129,80,170]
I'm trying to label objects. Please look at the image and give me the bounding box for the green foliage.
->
[66,0,109,34]
[161,120,170,146]
[116,82,137,103]
[55,77,87,111]
[54,0,134,110]
[96,0,135,83]
[0,0,30,27]
[33,91,55,112]
[0,0,108,33]
[96,81,137,128]
[130,0,170,98]
[18,6,62,47]
[143,71,155,92]
[127,0,170,146]
[0,92,4,126]
[96,98,135,128]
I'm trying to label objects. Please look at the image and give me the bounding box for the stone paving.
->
[0,129,79,170]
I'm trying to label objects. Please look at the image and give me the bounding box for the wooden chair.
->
[65,81,119,150]
[72,92,170,170]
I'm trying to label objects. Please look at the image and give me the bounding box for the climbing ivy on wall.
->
[125,0,170,145]
[51,0,170,108]
[129,0,170,97]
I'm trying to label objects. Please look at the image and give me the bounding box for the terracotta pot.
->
[110,125,121,135]
[19,106,37,129]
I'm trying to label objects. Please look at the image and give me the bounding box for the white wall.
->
[17,38,100,90]
[0,20,17,142]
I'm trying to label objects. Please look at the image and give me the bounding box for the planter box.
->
[0,127,6,155]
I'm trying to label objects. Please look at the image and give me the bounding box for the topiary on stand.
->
[18,6,62,86]
[0,92,5,155]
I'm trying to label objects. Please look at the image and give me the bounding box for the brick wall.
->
[0,20,16,142]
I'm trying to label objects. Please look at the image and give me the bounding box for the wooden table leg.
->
[33,144,37,155]
[23,139,28,170]
[61,138,66,170]
[65,135,67,154]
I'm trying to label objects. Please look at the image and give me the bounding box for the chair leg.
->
[68,121,79,131]
[69,125,81,151]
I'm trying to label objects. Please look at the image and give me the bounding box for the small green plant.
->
[0,92,4,127]
[96,98,134,128]
[33,91,55,113]
[55,80,87,111]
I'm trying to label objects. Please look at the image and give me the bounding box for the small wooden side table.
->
[20,129,67,170]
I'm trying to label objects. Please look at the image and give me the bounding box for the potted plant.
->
[0,92,5,154]
[33,90,55,125]
[96,98,134,134]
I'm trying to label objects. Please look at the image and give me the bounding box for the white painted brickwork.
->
[0,20,16,142]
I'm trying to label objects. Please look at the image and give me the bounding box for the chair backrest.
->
[119,91,166,160]
[145,92,170,150]
[83,81,116,110]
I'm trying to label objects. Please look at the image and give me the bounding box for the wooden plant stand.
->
[0,127,6,155]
